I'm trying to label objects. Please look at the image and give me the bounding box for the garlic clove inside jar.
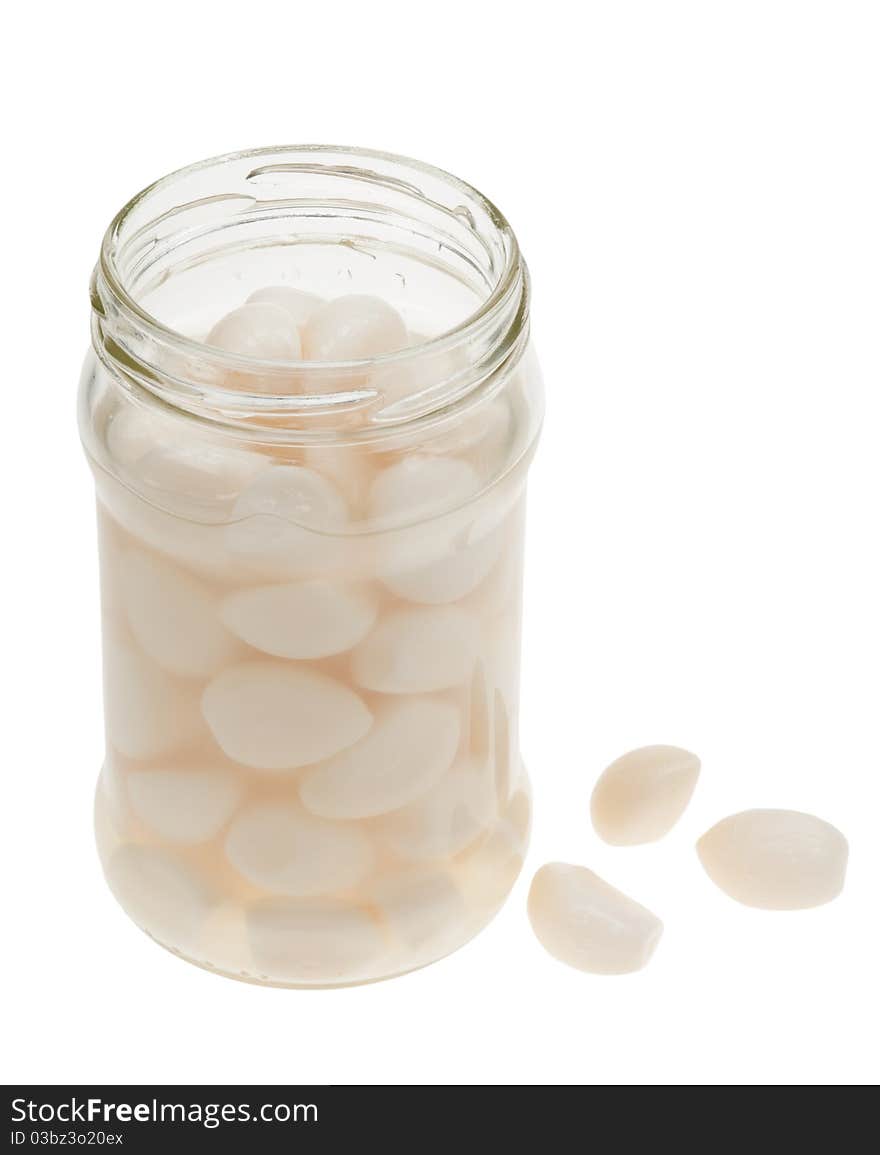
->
[83,147,541,988]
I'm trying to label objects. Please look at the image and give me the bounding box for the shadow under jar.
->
[79,146,544,987]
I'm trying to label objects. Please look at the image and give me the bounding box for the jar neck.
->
[90,146,530,444]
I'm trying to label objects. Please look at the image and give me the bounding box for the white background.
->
[3,1,878,1086]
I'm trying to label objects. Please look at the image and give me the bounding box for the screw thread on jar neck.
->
[91,146,530,447]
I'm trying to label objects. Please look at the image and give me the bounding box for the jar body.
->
[80,148,542,986]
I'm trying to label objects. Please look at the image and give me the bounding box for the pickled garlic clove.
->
[454,788,531,913]
[105,405,187,469]
[106,400,271,513]
[590,744,701,846]
[96,476,242,583]
[195,905,254,978]
[696,809,848,909]
[302,444,378,515]
[367,454,507,603]
[221,578,378,660]
[225,464,351,579]
[103,638,205,762]
[126,763,243,845]
[303,294,407,361]
[207,301,302,360]
[299,696,461,820]
[246,286,323,329]
[134,441,270,517]
[103,844,215,954]
[424,399,513,466]
[370,870,467,967]
[381,531,504,605]
[368,454,481,526]
[527,863,663,975]
[231,463,349,531]
[120,546,240,678]
[246,898,385,985]
[350,604,478,693]
[225,801,374,897]
[374,756,496,862]
[202,661,372,771]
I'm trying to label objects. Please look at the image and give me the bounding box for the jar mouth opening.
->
[96,145,526,391]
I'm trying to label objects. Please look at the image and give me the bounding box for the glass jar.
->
[79,146,544,987]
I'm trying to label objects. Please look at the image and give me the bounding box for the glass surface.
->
[80,147,543,986]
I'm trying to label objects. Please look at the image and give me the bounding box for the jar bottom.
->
[144,899,515,989]
[94,767,531,988]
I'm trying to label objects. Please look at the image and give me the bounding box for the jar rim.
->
[97,144,525,377]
